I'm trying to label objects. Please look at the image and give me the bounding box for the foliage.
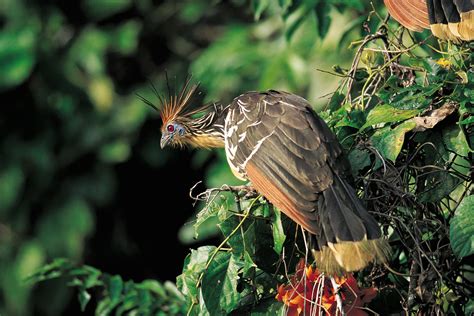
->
[26,258,186,315]
[4,0,473,315]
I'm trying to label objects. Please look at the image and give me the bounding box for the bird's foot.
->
[220,184,258,199]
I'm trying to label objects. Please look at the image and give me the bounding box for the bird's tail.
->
[384,0,474,42]
[312,174,390,275]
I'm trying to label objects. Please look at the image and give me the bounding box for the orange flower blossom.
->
[275,259,377,316]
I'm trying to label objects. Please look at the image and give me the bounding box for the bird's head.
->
[140,78,225,149]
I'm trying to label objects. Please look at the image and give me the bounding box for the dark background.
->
[0,0,371,314]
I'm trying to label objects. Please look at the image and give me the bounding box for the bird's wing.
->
[224,91,348,234]
[384,0,430,31]
[384,0,474,41]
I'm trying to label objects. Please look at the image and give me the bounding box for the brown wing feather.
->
[246,162,317,234]
[225,91,346,234]
[384,0,430,31]
[224,90,389,274]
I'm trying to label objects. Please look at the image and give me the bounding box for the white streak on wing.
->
[229,144,238,158]
[237,99,248,106]
[224,108,244,179]
[240,130,275,170]
[248,119,262,127]
[240,104,251,121]
[280,100,299,109]
[227,125,238,137]
[238,131,247,142]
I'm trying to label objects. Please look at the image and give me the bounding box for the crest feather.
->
[160,76,211,125]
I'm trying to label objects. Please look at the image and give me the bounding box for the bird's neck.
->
[185,107,226,149]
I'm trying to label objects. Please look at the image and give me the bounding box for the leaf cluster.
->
[27,258,187,315]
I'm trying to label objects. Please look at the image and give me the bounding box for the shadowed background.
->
[0,0,397,314]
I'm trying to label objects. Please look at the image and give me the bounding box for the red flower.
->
[275,259,377,316]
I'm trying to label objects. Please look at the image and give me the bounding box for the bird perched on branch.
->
[154,80,389,274]
[384,0,473,42]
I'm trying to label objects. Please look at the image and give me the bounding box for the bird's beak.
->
[160,135,171,149]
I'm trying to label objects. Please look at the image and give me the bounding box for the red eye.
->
[167,124,175,132]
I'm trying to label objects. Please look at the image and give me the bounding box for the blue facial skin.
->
[160,123,185,148]
[175,124,185,136]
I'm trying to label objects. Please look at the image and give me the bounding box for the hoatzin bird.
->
[157,82,389,274]
[384,0,473,42]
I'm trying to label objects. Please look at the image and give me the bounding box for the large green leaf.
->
[177,246,216,302]
[362,104,420,130]
[418,171,461,203]
[201,252,244,315]
[371,121,416,162]
[450,196,474,258]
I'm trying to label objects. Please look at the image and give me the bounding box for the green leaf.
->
[450,196,474,258]
[107,275,123,303]
[0,164,24,216]
[99,140,130,163]
[271,208,286,254]
[371,121,416,162]
[442,125,471,156]
[109,20,142,55]
[0,27,36,91]
[362,104,420,130]
[137,280,166,297]
[278,0,293,12]
[25,258,73,283]
[194,200,223,239]
[201,252,244,315]
[177,246,216,308]
[284,5,312,41]
[466,299,474,315]
[419,170,461,203]
[348,148,371,175]
[328,92,344,111]
[459,116,474,125]
[78,289,91,312]
[314,1,331,39]
[252,0,270,20]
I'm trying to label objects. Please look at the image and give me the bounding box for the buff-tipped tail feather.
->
[312,173,390,275]
[312,239,390,275]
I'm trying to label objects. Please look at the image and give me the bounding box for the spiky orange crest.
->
[160,78,200,127]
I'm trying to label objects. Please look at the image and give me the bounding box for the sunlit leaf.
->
[370,121,416,162]
[271,208,286,255]
[78,289,91,312]
[362,104,420,130]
